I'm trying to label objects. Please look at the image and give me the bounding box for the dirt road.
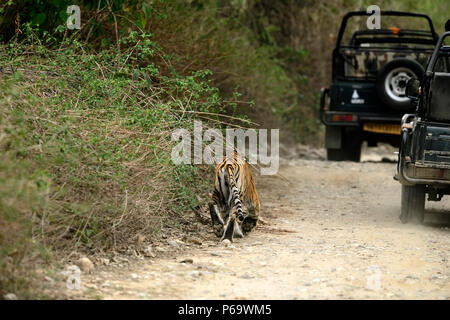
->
[70,147,450,300]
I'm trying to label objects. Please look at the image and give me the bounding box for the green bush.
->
[0,24,239,297]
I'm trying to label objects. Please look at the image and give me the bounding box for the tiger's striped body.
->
[209,151,260,242]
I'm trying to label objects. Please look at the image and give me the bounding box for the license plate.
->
[363,123,401,135]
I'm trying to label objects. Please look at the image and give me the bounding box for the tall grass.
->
[0,26,242,297]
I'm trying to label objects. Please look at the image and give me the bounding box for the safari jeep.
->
[397,29,450,224]
[320,11,438,161]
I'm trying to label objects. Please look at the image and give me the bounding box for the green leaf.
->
[31,12,46,26]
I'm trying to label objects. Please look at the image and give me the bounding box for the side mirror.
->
[446,19,450,32]
[406,78,420,100]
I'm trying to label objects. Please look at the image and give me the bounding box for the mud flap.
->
[325,126,342,149]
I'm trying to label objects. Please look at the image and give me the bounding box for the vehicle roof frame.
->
[336,10,438,49]
[426,32,450,74]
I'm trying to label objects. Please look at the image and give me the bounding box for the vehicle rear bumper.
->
[398,161,450,186]
[321,111,401,127]
[319,87,402,127]
[397,115,450,186]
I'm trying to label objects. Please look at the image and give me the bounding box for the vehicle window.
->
[443,37,450,47]
[337,14,435,79]
[341,15,434,46]
[434,52,450,73]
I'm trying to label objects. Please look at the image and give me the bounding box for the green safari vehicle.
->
[397,25,450,224]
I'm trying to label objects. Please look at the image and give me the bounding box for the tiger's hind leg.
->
[242,208,259,234]
[220,212,244,242]
[233,218,243,238]
[221,214,235,242]
[209,203,224,238]
[242,216,258,234]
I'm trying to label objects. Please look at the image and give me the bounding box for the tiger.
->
[209,150,261,242]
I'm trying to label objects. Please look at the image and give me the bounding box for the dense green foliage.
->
[0,25,238,298]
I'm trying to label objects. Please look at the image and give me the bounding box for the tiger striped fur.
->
[209,151,260,242]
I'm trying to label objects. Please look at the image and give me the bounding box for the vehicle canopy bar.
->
[336,10,438,48]
[426,31,450,73]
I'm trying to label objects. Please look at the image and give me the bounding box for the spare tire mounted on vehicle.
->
[376,58,425,111]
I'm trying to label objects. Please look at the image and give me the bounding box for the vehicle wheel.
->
[400,184,425,224]
[327,130,361,162]
[376,58,425,111]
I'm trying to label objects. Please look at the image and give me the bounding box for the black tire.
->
[327,129,361,162]
[400,184,425,224]
[376,58,425,111]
